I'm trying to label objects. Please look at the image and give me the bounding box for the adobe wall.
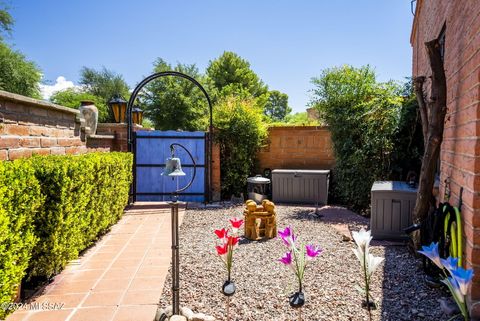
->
[411,0,480,316]
[255,126,335,173]
[0,90,88,160]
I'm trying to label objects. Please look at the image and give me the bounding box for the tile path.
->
[6,202,184,321]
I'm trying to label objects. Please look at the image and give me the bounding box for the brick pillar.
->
[211,142,221,201]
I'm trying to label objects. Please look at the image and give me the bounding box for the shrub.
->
[214,96,267,198]
[310,65,407,212]
[28,152,133,278]
[0,160,43,320]
[0,152,132,318]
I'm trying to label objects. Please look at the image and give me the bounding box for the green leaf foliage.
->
[264,90,292,121]
[28,152,133,278]
[0,4,13,40]
[0,160,43,320]
[282,112,319,126]
[50,88,110,123]
[0,42,41,99]
[206,51,268,100]
[310,65,419,212]
[213,96,267,198]
[139,58,209,131]
[79,66,130,121]
[0,152,132,319]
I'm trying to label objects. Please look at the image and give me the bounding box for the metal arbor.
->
[126,71,214,202]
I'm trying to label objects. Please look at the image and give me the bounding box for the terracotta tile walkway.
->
[6,202,184,321]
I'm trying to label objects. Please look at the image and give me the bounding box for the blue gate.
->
[134,130,207,202]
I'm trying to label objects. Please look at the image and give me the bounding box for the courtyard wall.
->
[411,0,480,316]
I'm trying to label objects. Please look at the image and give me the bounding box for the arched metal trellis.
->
[127,71,213,202]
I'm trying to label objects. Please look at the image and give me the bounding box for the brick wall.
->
[94,123,145,152]
[211,141,221,201]
[412,0,480,317]
[0,90,88,160]
[256,126,335,173]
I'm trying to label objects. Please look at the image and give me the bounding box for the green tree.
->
[283,112,318,126]
[214,96,267,198]
[310,65,403,212]
[0,4,13,40]
[50,88,110,123]
[138,58,209,131]
[0,42,41,98]
[206,51,268,100]
[264,90,291,121]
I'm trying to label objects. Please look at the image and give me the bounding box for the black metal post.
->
[170,197,180,315]
[167,143,196,315]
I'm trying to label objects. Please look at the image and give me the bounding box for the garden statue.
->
[244,199,277,240]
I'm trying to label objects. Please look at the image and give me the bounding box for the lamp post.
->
[131,106,144,125]
[163,143,196,316]
[108,96,127,123]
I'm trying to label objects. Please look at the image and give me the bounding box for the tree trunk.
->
[412,39,447,248]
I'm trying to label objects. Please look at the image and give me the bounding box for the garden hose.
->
[453,207,463,266]
[451,221,457,258]
[443,205,463,267]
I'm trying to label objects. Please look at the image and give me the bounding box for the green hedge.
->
[0,152,132,317]
[0,160,43,318]
[29,152,133,278]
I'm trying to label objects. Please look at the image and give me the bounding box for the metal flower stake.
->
[277,226,322,321]
[214,217,244,321]
[419,242,475,321]
[351,228,384,315]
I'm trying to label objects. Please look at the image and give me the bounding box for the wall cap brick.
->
[267,125,329,131]
[0,90,79,116]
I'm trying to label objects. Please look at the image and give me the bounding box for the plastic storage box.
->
[371,181,417,240]
[271,169,330,204]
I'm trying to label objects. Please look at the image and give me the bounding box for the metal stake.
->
[226,296,231,321]
[298,307,302,321]
[171,197,180,315]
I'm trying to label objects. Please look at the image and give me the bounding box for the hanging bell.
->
[163,157,186,177]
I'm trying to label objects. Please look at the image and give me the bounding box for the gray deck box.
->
[371,181,417,240]
[272,169,330,204]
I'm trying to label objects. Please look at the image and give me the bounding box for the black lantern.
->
[131,106,144,125]
[108,96,127,123]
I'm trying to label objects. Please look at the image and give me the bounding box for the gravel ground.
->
[158,205,453,321]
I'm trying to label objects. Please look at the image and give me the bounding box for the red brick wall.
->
[256,126,335,173]
[211,141,221,201]
[0,90,88,160]
[412,0,480,316]
[94,123,146,152]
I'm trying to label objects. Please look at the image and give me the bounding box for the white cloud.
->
[40,76,77,100]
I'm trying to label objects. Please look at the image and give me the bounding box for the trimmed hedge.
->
[0,152,132,317]
[29,152,133,278]
[0,160,43,319]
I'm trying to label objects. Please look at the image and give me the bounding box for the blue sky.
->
[8,1,414,113]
